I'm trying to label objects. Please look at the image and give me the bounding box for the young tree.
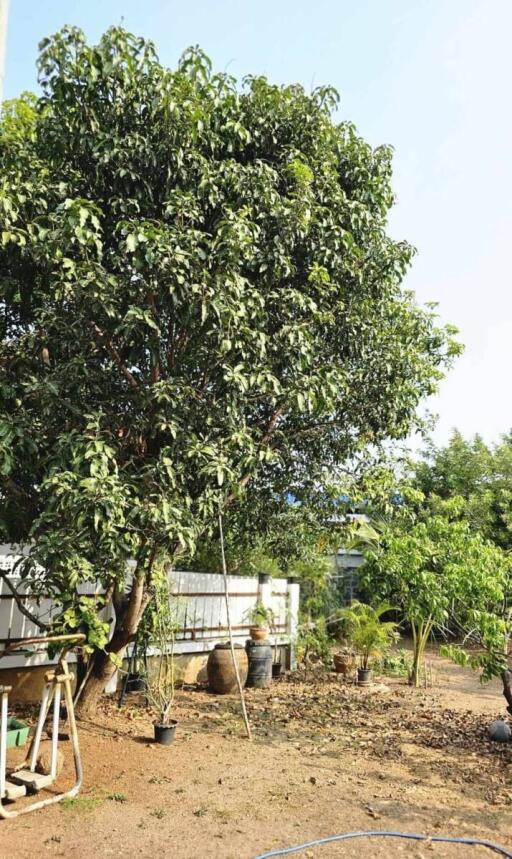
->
[364,516,508,687]
[411,431,512,706]
[0,27,459,711]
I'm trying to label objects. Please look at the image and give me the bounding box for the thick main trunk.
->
[76,572,152,717]
[75,649,121,718]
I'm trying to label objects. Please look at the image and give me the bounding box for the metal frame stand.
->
[0,634,85,819]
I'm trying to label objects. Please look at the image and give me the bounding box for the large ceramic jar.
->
[207,643,249,694]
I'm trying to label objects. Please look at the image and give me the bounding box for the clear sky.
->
[4,0,512,447]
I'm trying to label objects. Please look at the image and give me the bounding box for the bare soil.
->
[3,647,512,859]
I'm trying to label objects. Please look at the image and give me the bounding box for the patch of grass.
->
[61,794,102,812]
[193,806,207,818]
[150,807,167,819]
[148,775,172,785]
[44,835,62,845]
[107,792,127,803]
[374,649,412,678]
[214,808,232,821]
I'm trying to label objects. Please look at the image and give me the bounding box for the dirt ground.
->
[3,647,512,859]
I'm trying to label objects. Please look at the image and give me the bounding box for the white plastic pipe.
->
[50,683,61,779]
[29,683,51,772]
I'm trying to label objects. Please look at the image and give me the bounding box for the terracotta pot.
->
[333,652,355,675]
[249,626,269,641]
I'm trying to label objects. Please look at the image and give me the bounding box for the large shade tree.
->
[0,27,460,710]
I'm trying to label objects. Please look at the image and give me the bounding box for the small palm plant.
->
[339,602,399,671]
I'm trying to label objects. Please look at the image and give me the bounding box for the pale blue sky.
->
[4,0,512,446]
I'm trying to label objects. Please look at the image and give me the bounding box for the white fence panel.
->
[0,547,299,669]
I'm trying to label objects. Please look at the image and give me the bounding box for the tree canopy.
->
[415,430,512,550]
[0,27,459,707]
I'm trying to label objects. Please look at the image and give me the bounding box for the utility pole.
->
[0,0,9,104]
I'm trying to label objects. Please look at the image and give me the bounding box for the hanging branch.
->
[218,510,252,740]
[73,655,95,707]
[0,569,48,631]
[90,322,142,393]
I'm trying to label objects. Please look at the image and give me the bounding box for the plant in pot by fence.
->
[245,602,274,641]
[296,617,333,676]
[124,643,147,693]
[339,602,399,686]
[333,647,356,677]
[143,576,180,745]
[330,609,356,676]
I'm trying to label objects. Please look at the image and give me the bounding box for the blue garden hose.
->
[254,830,512,858]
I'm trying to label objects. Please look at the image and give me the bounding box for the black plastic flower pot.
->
[272,662,283,679]
[357,668,372,687]
[154,719,178,745]
[127,673,146,693]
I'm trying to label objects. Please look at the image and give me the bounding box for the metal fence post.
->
[257,572,272,608]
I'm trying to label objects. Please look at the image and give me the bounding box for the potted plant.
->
[125,653,146,693]
[245,602,274,641]
[339,602,398,686]
[333,647,355,677]
[143,576,179,745]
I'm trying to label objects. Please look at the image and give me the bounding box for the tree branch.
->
[227,405,285,503]
[90,322,142,393]
[167,327,189,371]
[0,569,48,631]
[147,292,160,384]
[288,419,345,439]
[262,405,285,443]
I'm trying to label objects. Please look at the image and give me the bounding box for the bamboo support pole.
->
[218,511,252,740]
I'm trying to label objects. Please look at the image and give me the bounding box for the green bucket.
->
[5,717,29,749]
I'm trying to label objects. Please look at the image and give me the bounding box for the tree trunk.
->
[501,668,512,715]
[409,642,422,687]
[75,648,122,718]
[409,619,433,688]
[409,621,420,687]
[75,570,152,717]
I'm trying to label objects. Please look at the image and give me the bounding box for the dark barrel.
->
[245,640,272,688]
[207,643,248,694]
